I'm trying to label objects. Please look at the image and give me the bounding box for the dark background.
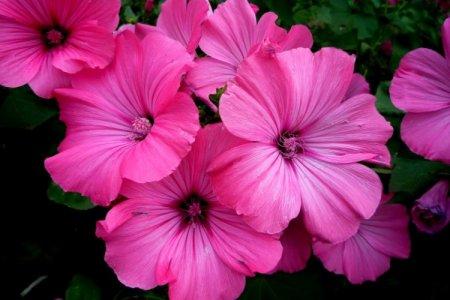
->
[1,0,449,299]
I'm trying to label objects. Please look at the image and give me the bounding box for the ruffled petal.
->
[209,143,302,234]
[45,89,132,205]
[0,16,44,88]
[400,108,450,164]
[52,21,115,73]
[273,218,311,273]
[200,0,256,66]
[156,0,209,53]
[302,93,393,166]
[279,24,313,50]
[185,57,236,109]
[295,158,382,243]
[390,48,450,113]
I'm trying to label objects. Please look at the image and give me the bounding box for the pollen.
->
[129,117,153,141]
[277,132,303,159]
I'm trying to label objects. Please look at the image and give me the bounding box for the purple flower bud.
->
[412,180,450,234]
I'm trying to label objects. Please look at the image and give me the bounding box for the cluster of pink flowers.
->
[0,0,448,299]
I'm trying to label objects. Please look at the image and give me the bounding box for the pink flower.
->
[390,18,450,164]
[185,0,313,110]
[96,124,282,299]
[412,180,450,234]
[45,31,199,206]
[272,218,312,273]
[209,48,393,243]
[0,0,120,98]
[387,0,398,5]
[157,0,210,53]
[313,195,410,284]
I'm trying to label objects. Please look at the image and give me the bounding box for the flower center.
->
[277,132,303,159]
[129,116,153,141]
[180,195,208,223]
[416,205,446,228]
[42,26,67,48]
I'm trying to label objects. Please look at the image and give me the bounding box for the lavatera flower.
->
[0,0,121,98]
[209,47,393,243]
[45,30,200,206]
[412,180,450,234]
[96,124,282,300]
[390,17,450,164]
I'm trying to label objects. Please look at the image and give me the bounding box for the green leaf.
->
[389,157,449,195]
[352,15,378,40]
[48,182,95,210]
[65,274,101,300]
[239,271,324,300]
[375,81,403,115]
[0,87,57,129]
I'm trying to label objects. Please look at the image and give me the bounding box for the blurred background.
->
[1,0,449,299]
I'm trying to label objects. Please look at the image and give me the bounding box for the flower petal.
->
[296,158,382,243]
[185,57,236,109]
[220,53,291,142]
[157,226,246,300]
[390,48,450,113]
[0,16,44,88]
[209,143,302,234]
[45,89,131,205]
[273,218,311,273]
[96,198,180,289]
[0,0,51,26]
[28,54,72,99]
[121,92,200,183]
[276,47,355,129]
[52,22,115,73]
[140,31,193,115]
[360,204,410,258]
[221,47,355,142]
[313,201,410,284]
[72,30,145,115]
[157,0,210,53]
[54,0,120,30]
[344,73,370,100]
[200,0,256,66]
[302,93,393,166]
[400,108,450,164]
[208,206,282,276]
